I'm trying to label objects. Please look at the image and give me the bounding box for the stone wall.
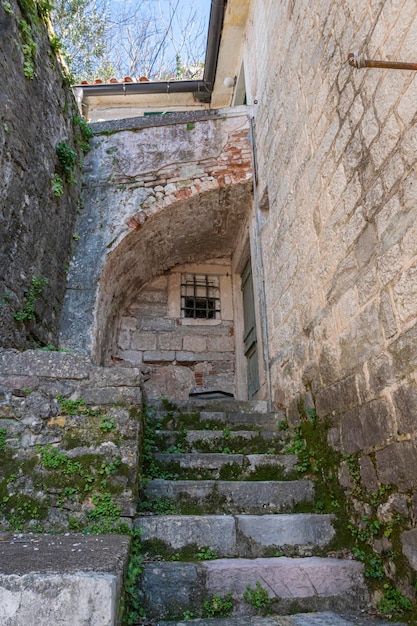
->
[245,2,417,497]
[115,260,236,399]
[0,0,82,349]
[0,349,142,531]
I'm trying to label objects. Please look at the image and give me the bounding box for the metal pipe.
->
[348,52,417,71]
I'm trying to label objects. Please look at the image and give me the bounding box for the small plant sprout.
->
[243,581,271,613]
[99,416,116,432]
[51,173,64,197]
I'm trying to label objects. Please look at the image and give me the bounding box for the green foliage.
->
[14,276,48,322]
[99,416,116,432]
[203,592,234,618]
[73,114,93,154]
[123,528,145,625]
[56,141,77,182]
[37,0,53,20]
[196,546,218,560]
[37,444,83,474]
[18,18,37,79]
[84,492,128,533]
[2,1,13,15]
[377,584,412,617]
[182,610,194,620]
[186,122,195,131]
[243,581,271,613]
[51,173,64,197]
[56,395,100,416]
[0,428,7,452]
[50,34,62,53]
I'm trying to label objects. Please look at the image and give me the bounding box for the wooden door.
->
[241,260,260,398]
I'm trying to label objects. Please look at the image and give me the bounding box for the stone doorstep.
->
[145,479,314,514]
[153,453,298,474]
[0,534,130,626]
[135,514,336,556]
[140,557,367,617]
[156,613,403,626]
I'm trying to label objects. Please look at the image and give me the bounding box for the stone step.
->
[143,479,314,514]
[0,534,130,626]
[136,513,336,557]
[139,557,367,618]
[147,398,273,415]
[146,399,286,431]
[154,429,287,455]
[152,452,298,479]
[157,613,402,626]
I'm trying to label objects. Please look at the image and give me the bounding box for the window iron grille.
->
[181,274,220,319]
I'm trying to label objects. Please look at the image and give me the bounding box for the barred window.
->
[181,274,220,319]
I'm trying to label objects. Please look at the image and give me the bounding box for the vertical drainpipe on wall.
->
[248,115,273,410]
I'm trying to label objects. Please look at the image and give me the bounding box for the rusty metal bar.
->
[348,52,417,71]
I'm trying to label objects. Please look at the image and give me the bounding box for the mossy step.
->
[151,452,298,480]
[147,398,274,415]
[157,613,402,626]
[139,557,367,618]
[154,430,287,455]
[135,513,336,558]
[142,479,314,515]
[147,405,286,432]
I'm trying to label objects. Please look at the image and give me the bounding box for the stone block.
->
[393,383,417,435]
[207,335,235,352]
[145,479,314,514]
[81,386,142,405]
[340,400,393,454]
[389,322,417,377]
[88,366,142,388]
[136,515,236,554]
[0,351,92,380]
[158,334,183,350]
[182,336,207,353]
[359,455,379,493]
[379,291,397,339]
[235,514,335,550]
[143,351,176,363]
[375,442,417,490]
[339,304,384,371]
[204,556,366,606]
[393,264,417,325]
[0,534,130,626]
[315,375,359,416]
[140,562,199,617]
[144,364,195,400]
[401,528,417,571]
[130,333,158,351]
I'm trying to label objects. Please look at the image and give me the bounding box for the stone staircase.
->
[134,399,399,625]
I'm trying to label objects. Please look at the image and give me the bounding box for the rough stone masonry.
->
[245,0,417,507]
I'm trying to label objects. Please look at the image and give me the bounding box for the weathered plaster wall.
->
[246,1,417,489]
[116,260,236,399]
[60,111,253,364]
[0,0,81,349]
